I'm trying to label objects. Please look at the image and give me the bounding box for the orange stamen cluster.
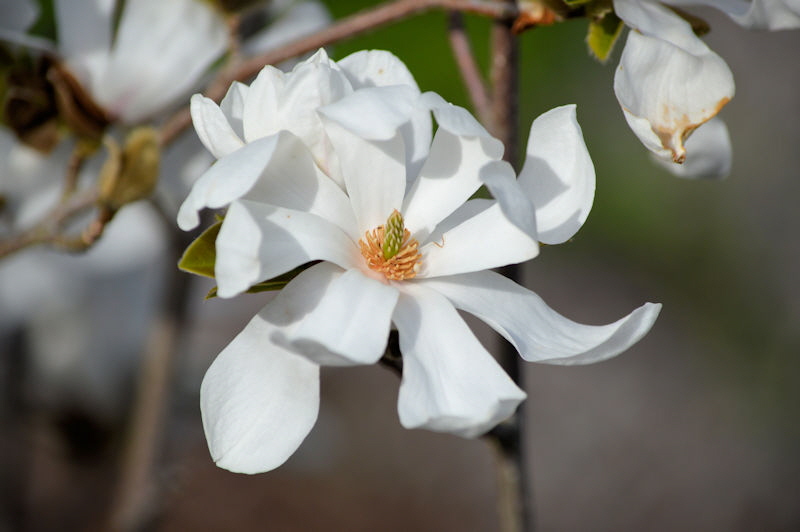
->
[359,225,422,281]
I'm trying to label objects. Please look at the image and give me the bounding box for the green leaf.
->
[204,262,320,300]
[587,11,624,63]
[178,220,221,278]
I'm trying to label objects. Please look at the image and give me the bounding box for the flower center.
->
[359,210,421,281]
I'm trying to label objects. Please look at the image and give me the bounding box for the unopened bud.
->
[98,127,160,211]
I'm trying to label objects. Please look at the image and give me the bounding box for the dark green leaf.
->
[587,11,624,63]
[178,220,221,278]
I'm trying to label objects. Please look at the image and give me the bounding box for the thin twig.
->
[489,2,532,530]
[0,189,99,258]
[61,145,88,199]
[447,11,493,126]
[159,0,518,146]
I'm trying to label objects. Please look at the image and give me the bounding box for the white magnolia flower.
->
[178,50,661,474]
[613,0,799,178]
[51,0,228,124]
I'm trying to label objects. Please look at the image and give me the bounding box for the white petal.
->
[323,119,406,235]
[242,65,286,142]
[191,94,245,159]
[338,50,433,177]
[180,131,356,234]
[393,283,526,438]
[269,265,398,366]
[418,200,539,278]
[425,270,662,365]
[403,96,504,241]
[518,105,595,244]
[0,0,38,32]
[479,160,538,239]
[318,85,419,141]
[214,201,359,298]
[177,135,283,230]
[338,49,420,91]
[665,0,800,30]
[613,0,735,163]
[654,117,732,179]
[729,0,800,29]
[242,0,331,56]
[55,0,114,84]
[219,81,249,140]
[201,312,320,474]
[94,0,227,122]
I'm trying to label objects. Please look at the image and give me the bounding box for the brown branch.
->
[447,11,492,126]
[490,2,531,530]
[0,189,100,258]
[160,0,518,146]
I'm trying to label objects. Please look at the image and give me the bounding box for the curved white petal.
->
[191,94,245,159]
[55,0,114,85]
[215,201,359,298]
[201,312,320,474]
[318,85,419,141]
[729,0,800,28]
[244,50,352,162]
[269,265,398,366]
[219,81,249,141]
[323,119,406,235]
[403,93,504,242]
[518,105,595,244]
[242,65,285,142]
[0,0,38,32]
[93,0,227,122]
[478,160,538,240]
[180,131,357,234]
[665,0,800,29]
[425,270,662,365]
[393,283,526,437]
[338,49,432,177]
[177,135,283,230]
[242,0,331,56]
[613,0,734,164]
[418,200,538,278]
[654,117,732,179]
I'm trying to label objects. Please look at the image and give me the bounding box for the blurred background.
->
[1,1,799,530]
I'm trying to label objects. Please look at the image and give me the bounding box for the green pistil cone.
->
[382,210,404,260]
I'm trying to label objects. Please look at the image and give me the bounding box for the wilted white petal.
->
[394,283,526,437]
[214,201,359,298]
[323,120,406,235]
[426,270,662,365]
[613,0,734,163]
[201,313,320,474]
[191,95,245,159]
[418,201,538,278]
[94,0,227,122]
[654,117,732,179]
[271,265,398,366]
[518,105,595,244]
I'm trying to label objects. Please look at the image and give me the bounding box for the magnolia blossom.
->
[613,0,800,178]
[179,50,661,474]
